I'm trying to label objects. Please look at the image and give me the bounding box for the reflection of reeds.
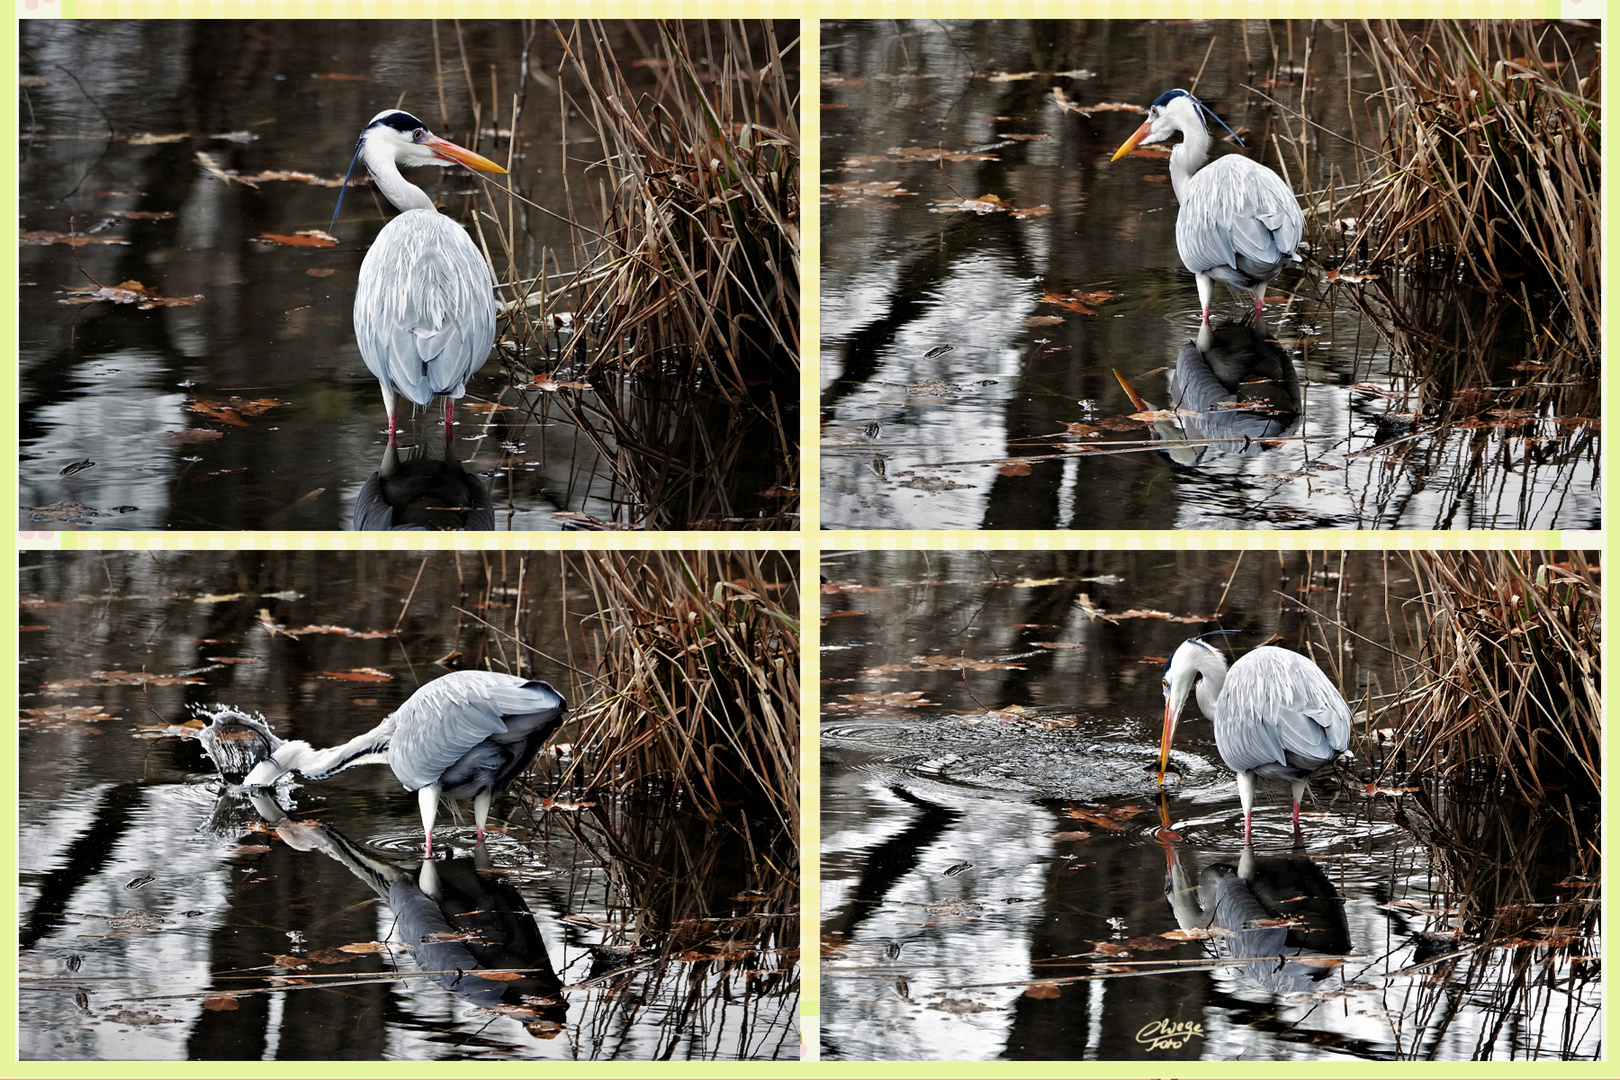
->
[563,552,800,836]
[1339,22,1599,366]
[542,794,799,1060]
[1388,552,1599,807]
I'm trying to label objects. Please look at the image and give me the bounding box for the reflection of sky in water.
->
[819,20,1599,530]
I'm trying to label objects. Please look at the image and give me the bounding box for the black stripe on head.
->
[1151,88,1193,111]
[368,110,426,134]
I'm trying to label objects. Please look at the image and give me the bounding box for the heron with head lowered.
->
[1159,631,1350,846]
[246,670,567,857]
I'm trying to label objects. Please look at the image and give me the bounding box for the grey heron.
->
[245,670,567,856]
[1159,633,1350,845]
[335,109,508,451]
[1111,89,1303,325]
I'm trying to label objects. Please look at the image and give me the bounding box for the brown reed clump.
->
[562,551,800,836]
[1386,551,1599,807]
[1340,21,1599,366]
[552,21,800,401]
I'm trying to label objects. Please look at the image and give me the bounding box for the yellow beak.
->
[1111,119,1153,163]
[1158,699,1176,785]
[423,133,508,175]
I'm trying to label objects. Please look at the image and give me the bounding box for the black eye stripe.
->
[368,110,426,135]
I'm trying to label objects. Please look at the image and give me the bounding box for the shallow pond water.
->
[20,21,798,530]
[820,551,1599,1062]
[19,552,799,1061]
[819,21,1599,530]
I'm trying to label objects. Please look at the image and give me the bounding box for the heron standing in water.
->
[1160,632,1350,845]
[334,109,508,451]
[246,671,567,857]
[1111,89,1303,326]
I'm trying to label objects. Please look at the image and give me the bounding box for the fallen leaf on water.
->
[517,377,590,392]
[823,609,870,619]
[306,268,335,278]
[1014,577,1063,588]
[254,230,338,248]
[1327,269,1381,284]
[461,402,516,414]
[21,230,129,247]
[1130,409,1180,423]
[1000,133,1053,142]
[1010,204,1053,218]
[825,180,913,203]
[110,210,176,220]
[841,691,937,708]
[23,705,114,727]
[1050,830,1092,842]
[998,460,1032,476]
[987,71,1039,82]
[60,280,203,309]
[95,670,205,686]
[268,955,311,970]
[474,970,525,981]
[162,429,224,444]
[539,797,597,811]
[1088,942,1131,957]
[311,72,369,81]
[201,995,240,1012]
[1025,315,1064,327]
[1159,927,1213,941]
[304,948,358,965]
[319,668,393,682]
[127,132,189,145]
[338,942,389,954]
[1023,982,1062,999]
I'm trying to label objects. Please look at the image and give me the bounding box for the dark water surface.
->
[19,552,799,1061]
[820,551,1599,1062]
[819,21,1599,530]
[20,21,797,530]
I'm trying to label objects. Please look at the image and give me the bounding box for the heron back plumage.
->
[1175,155,1303,292]
[1210,645,1350,783]
[354,209,498,408]
[387,671,568,794]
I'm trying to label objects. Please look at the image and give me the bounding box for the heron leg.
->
[418,784,442,858]
[1236,770,1257,847]
[1290,779,1309,846]
[443,397,455,451]
[473,788,493,844]
[1195,272,1214,326]
[379,380,399,447]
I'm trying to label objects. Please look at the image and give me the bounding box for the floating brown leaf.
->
[60,280,202,309]
[254,230,338,248]
[20,230,129,247]
[319,668,393,682]
[201,994,240,1011]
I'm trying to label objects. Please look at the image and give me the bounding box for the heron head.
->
[360,110,508,175]
[1111,89,1246,162]
[244,743,304,788]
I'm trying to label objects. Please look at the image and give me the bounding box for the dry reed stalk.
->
[1337,22,1599,366]
[550,21,800,400]
[1385,551,1599,806]
[561,551,800,836]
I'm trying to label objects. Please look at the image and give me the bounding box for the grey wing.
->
[388,671,567,791]
[1214,647,1351,777]
[1175,156,1303,279]
[354,209,498,408]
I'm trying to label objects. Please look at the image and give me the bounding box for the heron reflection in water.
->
[1156,800,1350,996]
[1115,323,1302,466]
[352,443,495,531]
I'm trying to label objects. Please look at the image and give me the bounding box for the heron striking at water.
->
[335,109,508,451]
[245,671,567,856]
[1111,89,1303,325]
[1160,632,1350,845]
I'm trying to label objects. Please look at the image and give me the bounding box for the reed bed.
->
[1383,551,1599,810]
[549,20,800,399]
[561,551,800,836]
[1338,21,1599,365]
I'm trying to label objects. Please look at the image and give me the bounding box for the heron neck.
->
[1168,122,1211,203]
[1192,647,1227,717]
[363,141,437,214]
[285,716,395,780]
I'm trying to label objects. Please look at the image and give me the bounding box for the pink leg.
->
[1243,810,1252,847]
[1291,800,1304,845]
[443,397,455,447]
[424,830,434,858]
[1255,294,1264,319]
[387,412,399,446]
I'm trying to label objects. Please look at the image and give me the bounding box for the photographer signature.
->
[1136,1018,1205,1051]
